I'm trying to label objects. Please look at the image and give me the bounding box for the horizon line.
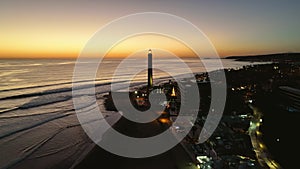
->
[0,51,299,59]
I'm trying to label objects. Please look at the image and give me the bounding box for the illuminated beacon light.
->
[171,87,176,97]
[159,118,169,123]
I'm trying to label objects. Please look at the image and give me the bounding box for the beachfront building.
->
[278,86,300,112]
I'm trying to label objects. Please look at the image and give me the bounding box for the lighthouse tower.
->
[148,49,153,89]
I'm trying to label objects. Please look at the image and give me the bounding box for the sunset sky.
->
[1,0,300,58]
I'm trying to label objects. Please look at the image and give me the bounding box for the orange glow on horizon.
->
[1,22,292,59]
[0,33,201,58]
[1,1,299,59]
[104,34,197,58]
[1,29,295,59]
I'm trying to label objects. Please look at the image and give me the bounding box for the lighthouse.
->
[148,49,153,89]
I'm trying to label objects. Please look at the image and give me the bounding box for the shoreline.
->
[1,57,298,169]
[72,62,276,169]
[73,116,197,169]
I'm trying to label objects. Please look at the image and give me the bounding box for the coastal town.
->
[100,52,300,169]
[2,1,300,169]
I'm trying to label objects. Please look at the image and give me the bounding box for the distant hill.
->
[226,53,300,62]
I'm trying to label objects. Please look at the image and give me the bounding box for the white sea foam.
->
[0,58,268,168]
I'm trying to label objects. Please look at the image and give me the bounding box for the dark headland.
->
[226,52,300,62]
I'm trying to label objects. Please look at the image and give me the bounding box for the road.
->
[248,105,281,169]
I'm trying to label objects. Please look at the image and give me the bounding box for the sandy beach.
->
[73,116,196,169]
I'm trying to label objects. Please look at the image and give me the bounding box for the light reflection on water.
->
[0,58,269,169]
[0,58,262,91]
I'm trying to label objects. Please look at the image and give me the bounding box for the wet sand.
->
[74,116,195,169]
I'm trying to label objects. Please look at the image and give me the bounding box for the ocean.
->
[0,58,262,169]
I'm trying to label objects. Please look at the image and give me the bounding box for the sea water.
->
[0,58,263,169]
